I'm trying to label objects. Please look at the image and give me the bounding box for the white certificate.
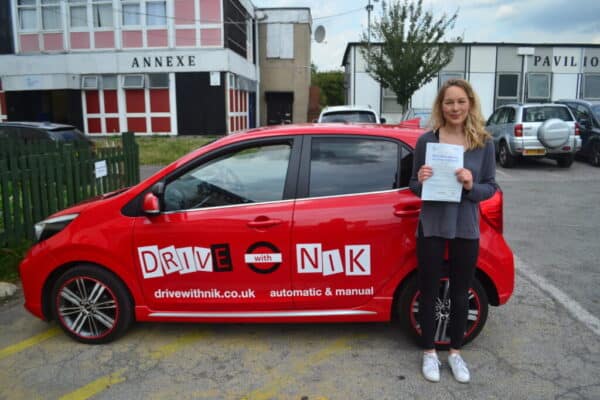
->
[421,143,464,202]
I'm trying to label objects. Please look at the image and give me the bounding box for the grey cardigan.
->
[409,130,497,239]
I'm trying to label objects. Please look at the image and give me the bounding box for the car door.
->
[290,135,420,309]
[132,137,300,312]
[486,108,502,138]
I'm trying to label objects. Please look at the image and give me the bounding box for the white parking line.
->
[516,256,600,337]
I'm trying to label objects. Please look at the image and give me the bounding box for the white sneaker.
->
[448,353,470,383]
[422,352,441,382]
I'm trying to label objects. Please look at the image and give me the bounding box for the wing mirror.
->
[380,117,386,123]
[142,182,165,215]
[142,192,160,215]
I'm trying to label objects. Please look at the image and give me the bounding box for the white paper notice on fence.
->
[421,143,463,203]
[95,160,107,179]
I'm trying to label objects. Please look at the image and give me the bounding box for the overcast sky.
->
[252,0,600,71]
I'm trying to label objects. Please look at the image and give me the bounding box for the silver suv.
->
[486,104,581,168]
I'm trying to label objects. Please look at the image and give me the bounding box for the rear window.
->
[522,107,573,122]
[320,111,377,123]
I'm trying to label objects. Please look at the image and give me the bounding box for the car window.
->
[523,107,573,122]
[308,137,399,197]
[320,111,377,123]
[21,128,48,141]
[488,109,503,125]
[48,128,88,143]
[506,108,516,123]
[591,105,600,121]
[164,143,292,211]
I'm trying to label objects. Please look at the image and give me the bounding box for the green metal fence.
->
[0,132,139,247]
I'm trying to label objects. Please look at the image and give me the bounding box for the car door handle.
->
[247,218,282,228]
[394,209,420,217]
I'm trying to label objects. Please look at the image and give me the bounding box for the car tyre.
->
[590,142,600,167]
[397,274,489,350]
[51,265,133,344]
[498,141,517,168]
[556,154,574,168]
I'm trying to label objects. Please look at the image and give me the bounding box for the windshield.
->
[320,111,377,123]
[522,107,574,122]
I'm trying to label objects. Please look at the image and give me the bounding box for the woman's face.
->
[441,85,471,128]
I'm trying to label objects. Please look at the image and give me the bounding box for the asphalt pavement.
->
[0,159,598,399]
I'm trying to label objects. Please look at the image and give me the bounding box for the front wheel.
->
[51,265,133,344]
[397,275,489,350]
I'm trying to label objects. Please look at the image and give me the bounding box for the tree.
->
[311,65,345,107]
[360,0,461,110]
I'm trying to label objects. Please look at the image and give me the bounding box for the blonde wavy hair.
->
[430,79,491,150]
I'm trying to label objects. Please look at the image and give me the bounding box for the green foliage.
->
[360,0,462,108]
[135,136,217,165]
[0,241,30,282]
[312,69,345,108]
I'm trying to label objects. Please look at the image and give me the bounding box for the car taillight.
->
[480,189,503,233]
[514,124,523,137]
[575,122,580,136]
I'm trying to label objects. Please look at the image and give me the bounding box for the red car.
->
[19,124,514,345]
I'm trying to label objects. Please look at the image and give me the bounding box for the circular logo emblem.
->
[245,242,282,274]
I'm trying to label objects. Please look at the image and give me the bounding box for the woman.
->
[409,79,496,383]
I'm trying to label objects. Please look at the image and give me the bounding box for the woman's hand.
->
[455,167,473,191]
[418,165,433,183]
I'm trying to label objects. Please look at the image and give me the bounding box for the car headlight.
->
[34,213,79,242]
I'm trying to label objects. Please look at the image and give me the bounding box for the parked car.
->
[555,99,600,166]
[486,104,581,168]
[317,105,385,123]
[0,121,94,149]
[20,124,514,345]
[402,108,432,128]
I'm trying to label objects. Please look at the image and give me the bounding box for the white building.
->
[343,42,600,123]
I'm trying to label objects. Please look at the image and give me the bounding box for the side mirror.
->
[380,117,386,123]
[142,192,160,215]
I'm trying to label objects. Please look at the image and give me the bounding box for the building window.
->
[82,76,99,89]
[149,73,169,88]
[41,0,62,30]
[146,1,167,26]
[496,73,520,106]
[583,74,600,100]
[123,75,145,88]
[93,0,113,28]
[438,72,464,87]
[18,0,37,30]
[69,0,88,28]
[266,23,293,59]
[527,73,551,100]
[122,0,140,26]
[102,75,118,89]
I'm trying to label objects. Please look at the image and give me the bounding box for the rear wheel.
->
[590,142,600,167]
[51,265,133,344]
[556,154,574,168]
[498,141,517,168]
[397,275,489,350]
